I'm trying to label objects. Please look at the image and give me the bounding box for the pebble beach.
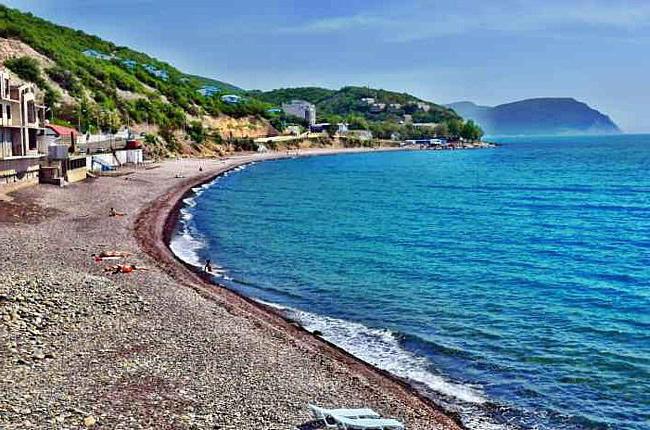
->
[0,148,463,429]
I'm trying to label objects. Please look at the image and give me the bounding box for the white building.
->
[282,100,316,125]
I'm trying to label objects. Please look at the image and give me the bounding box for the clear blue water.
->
[173,135,650,430]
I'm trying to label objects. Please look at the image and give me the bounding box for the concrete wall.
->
[66,167,87,183]
[0,157,41,189]
[89,149,143,172]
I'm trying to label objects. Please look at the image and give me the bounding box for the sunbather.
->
[109,207,126,217]
[91,251,132,262]
[104,264,149,274]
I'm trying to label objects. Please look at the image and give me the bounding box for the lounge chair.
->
[331,414,405,430]
[308,404,381,428]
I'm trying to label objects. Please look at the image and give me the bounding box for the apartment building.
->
[0,68,46,189]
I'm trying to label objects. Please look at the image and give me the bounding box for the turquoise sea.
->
[172,135,650,429]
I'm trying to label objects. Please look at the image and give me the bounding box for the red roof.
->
[46,124,78,137]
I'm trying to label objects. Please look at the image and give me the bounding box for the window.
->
[67,157,87,171]
[5,105,10,120]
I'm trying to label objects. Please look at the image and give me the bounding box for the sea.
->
[171,135,650,430]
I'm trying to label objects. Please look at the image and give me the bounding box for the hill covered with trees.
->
[0,5,279,155]
[249,86,482,140]
[0,4,483,154]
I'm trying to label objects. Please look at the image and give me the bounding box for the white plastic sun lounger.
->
[309,405,381,428]
[332,414,405,430]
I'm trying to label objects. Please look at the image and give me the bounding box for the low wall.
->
[0,157,42,189]
[67,167,87,183]
[89,149,143,172]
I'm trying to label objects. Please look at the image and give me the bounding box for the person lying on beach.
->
[109,207,126,217]
[103,264,149,274]
[91,251,132,262]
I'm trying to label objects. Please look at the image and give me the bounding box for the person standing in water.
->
[204,259,213,273]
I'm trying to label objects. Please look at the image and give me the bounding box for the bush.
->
[5,56,44,86]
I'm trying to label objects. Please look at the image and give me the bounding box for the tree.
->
[446,119,463,137]
[460,120,483,141]
[187,120,206,144]
[4,56,42,84]
[433,122,449,137]
[346,114,369,130]
[325,123,339,137]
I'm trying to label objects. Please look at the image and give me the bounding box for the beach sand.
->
[0,148,463,429]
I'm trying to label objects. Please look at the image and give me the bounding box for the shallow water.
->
[173,135,650,429]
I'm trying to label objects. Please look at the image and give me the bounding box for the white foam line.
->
[263,302,487,405]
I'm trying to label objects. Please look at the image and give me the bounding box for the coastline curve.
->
[133,149,467,430]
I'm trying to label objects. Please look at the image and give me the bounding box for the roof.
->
[46,124,78,137]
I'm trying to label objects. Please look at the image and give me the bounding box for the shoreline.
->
[135,147,468,427]
[1,146,467,429]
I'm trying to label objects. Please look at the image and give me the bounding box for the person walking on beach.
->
[204,259,213,273]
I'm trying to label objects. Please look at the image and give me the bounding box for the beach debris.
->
[83,415,97,427]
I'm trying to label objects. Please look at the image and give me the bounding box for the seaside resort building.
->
[282,100,316,126]
[0,68,46,191]
[1,68,144,190]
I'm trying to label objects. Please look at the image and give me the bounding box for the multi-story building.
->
[282,100,316,125]
[0,68,46,189]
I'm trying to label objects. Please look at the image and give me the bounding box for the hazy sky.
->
[5,0,650,131]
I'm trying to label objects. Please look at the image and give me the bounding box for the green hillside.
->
[0,4,481,147]
[250,86,471,139]
[0,5,268,137]
[184,74,242,93]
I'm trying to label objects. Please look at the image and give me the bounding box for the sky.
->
[4,0,650,132]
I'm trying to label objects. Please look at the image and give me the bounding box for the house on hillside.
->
[0,68,46,190]
[121,59,138,70]
[282,100,316,125]
[415,102,431,112]
[198,85,220,97]
[83,49,113,61]
[221,94,242,104]
[369,103,386,114]
[143,64,169,81]
[361,97,375,105]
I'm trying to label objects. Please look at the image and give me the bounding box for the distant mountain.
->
[447,98,621,136]
[251,86,461,124]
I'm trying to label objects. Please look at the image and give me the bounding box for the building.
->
[143,64,169,81]
[121,59,138,70]
[285,125,302,135]
[345,130,373,141]
[83,49,113,61]
[44,124,78,150]
[403,138,448,147]
[198,85,220,97]
[282,100,316,125]
[415,102,431,112]
[360,97,375,105]
[0,68,46,189]
[221,94,242,104]
[369,103,386,114]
